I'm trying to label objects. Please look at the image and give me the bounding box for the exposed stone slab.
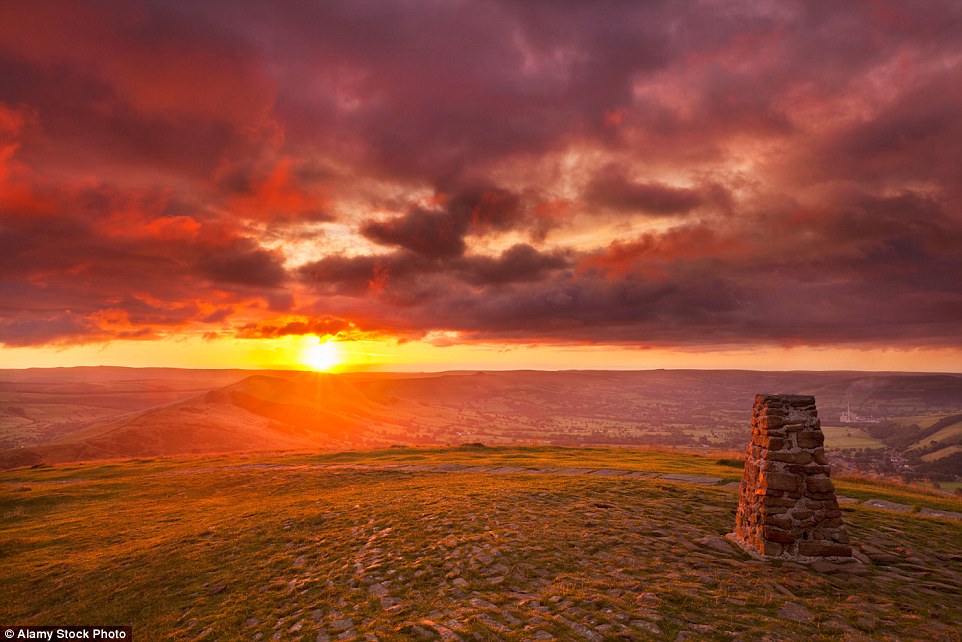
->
[434,464,469,471]
[588,469,631,477]
[918,507,962,520]
[863,499,913,513]
[487,467,527,474]
[553,468,593,475]
[625,471,659,479]
[659,473,723,485]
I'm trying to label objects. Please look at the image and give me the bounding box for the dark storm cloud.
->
[1,0,962,350]
[0,182,291,345]
[361,186,525,258]
[452,244,571,286]
[195,239,288,288]
[584,169,706,216]
[299,243,570,296]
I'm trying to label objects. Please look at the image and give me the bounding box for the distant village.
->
[838,400,881,424]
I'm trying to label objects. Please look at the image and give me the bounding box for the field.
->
[5,368,962,476]
[819,426,886,450]
[2,446,961,640]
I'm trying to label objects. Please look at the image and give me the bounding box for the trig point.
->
[730,394,852,560]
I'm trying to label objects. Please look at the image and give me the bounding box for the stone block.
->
[806,476,835,494]
[752,434,785,450]
[760,471,799,492]
[796,431,825,448]
[763,526,796,544]
[761,495,796,508]
[768,450,813,465]
[757,415,787,429]
[759,540,784,556]
[785,463,829,476]
[765,513,793,530]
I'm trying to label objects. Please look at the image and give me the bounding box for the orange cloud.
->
[227,158,333,223]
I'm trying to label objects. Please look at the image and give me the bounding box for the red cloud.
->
[2,1,962,353]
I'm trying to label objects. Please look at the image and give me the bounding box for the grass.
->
[921,444,962,462]
[2,446,961,640]
[820,426,886,450]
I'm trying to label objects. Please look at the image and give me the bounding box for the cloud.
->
[584,169,706,216]
[453,244,571,286]
[360,186,526,258]
[1,1,962,354]
[195,239,288,288]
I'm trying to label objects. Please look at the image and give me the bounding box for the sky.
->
[1,0,961,372]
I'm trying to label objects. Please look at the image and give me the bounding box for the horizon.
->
[2,2,962,373]
[3,363,961,376]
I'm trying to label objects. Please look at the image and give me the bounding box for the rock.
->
[398,623,440,639]
[863,499,912,512]
[777,601,814,623]
[695,536,737,555]
[475,551,494,564]
[798,541,853,558]
[918,507,962,520]
[659,474,722,485]
[768,450,813,465]
[368,582,389,597]
[208,583,228,595]
[796,431,825,448]
[631,620,662,635]
[330,618,354,632]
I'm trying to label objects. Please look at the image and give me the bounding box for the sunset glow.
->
[1,2,961,372]
[302,338,341,372]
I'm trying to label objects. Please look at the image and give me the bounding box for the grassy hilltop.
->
[2,446,961,640]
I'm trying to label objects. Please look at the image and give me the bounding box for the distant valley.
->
[2,368,961,484]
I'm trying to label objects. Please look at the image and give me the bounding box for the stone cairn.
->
[730,394,852,560]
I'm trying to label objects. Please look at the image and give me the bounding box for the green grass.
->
[820,426,886,450]
[921,444,962,461]
[2,446,961,640]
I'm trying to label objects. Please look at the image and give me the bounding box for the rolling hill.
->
[0,373,416,469]
[3,368,962,473]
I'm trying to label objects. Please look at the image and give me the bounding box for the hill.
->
[1,446,960,640]
[0,373,418,468]
[3,368,962,478]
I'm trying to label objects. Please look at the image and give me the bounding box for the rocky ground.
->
[3,452,961,640]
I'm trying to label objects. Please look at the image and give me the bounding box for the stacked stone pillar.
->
[731,394,852,559]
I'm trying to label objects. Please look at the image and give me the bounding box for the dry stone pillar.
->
[730,394,852,559]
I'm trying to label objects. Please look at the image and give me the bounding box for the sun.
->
[302,338,341,371]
